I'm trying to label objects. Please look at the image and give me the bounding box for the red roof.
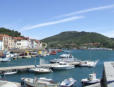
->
[0,34,10,37]
[0,37,3,40]
[13,37,24,40]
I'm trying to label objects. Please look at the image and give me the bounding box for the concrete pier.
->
[102,62,114,87]
[0,62,79,73]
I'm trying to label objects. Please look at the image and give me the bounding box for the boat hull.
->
[82,81,100,86]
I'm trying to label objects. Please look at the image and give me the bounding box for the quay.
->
[85,83,101,87]
[102,62,114,87]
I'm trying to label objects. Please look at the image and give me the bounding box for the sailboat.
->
[29,58,53,73]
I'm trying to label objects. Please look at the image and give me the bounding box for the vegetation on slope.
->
[42,31,114,49]
[0,27,21,37]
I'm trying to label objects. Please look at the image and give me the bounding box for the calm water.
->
[0,50,114,87]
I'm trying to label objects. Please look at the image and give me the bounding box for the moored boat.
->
[3,70,17,75]
[50,50,56,55]
[21,77,59,87]
[81,73,100,86]
[79,60,98,67]
[52,62,75,70]
[60,78,76,87]
[0,57,11,62]
[50,53,80,64]
[29,67,53,73]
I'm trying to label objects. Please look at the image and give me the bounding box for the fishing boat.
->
[81,73,100,86]
[79,60,98,67]
[29,67,53,73]
[52,62,75,70]
[21,77,59,87]
[3,70,17,75]
[60,78,76,87]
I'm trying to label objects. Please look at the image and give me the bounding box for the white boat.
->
[6,51,15,58]
[0,57,11,62]
[60,78,76,87]
[60,53,73,58]
[81,73,100,86]
[3,70,17,75]
[52,62,75,70]
[79,60,98,67]
[21,77,59,87]
[29,67,53,73]
[50,53,80,63]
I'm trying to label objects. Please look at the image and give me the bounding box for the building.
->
[0,34,15,50]
[0,37,3,50]
[0,34,45,50]
[14,37,31,49]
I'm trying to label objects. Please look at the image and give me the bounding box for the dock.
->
[0,62,79,73]
[102,62,114,87]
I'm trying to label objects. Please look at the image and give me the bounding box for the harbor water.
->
[0,49,114,87]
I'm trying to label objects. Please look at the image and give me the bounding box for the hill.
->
[42,31,114,49]
[0,27,21,37]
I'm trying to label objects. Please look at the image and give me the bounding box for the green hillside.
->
[0,27,21,37]
[42,31,114,49]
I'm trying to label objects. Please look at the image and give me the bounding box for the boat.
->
[50,50,57,55]
[79,60,98,67]
[21,77,59,87]
[60,53,73,58]
[81,73,100,86]
[29,67,53,73]
[0,57,11,62]
[52,62,75,70]
[50,53,80,64]
[60,78,76,87]
[3,70,17,75]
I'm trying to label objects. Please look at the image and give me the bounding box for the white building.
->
[16,40,30,49]
[0,40,3,50]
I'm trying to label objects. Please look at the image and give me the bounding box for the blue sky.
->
[0,0,114,40]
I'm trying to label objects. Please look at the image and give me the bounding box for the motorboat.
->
[60,78,76,87]
[50,53,80,63]
[21,77,59,87]
[29,67,53,73]
[79,60,98,67]
[52,62,75,70]
[81,73,100,86]
[3,70,17,75]
[60,53,73,58]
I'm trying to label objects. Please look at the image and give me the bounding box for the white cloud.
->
[21,16,84,31]
[56,4,114,18]
[102,30,114,38]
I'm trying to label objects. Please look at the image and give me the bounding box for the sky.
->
[0,0,114,40]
